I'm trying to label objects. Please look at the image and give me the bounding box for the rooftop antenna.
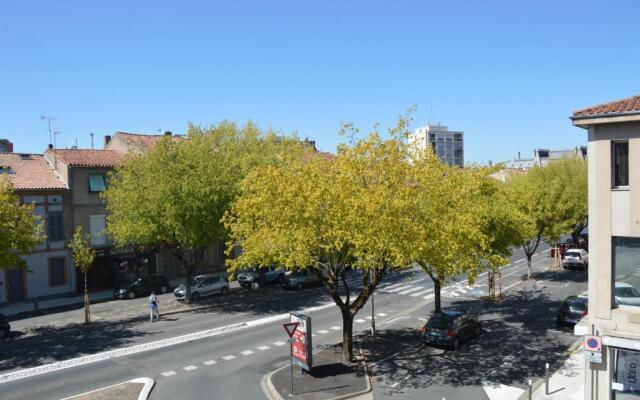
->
[40,115,59,146]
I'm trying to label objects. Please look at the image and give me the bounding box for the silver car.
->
[237,267,286,288]
[281,270,323,290]
[174,274,229,301]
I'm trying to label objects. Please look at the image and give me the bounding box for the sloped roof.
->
[46,149,123,167]
[573,95,640,118]
[112,131,182,152]
[0,153,67,190]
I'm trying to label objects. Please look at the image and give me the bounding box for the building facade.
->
[572,95,640,399]
[409,124,464,167]
[0,153,73,305]
[507,146,587,170]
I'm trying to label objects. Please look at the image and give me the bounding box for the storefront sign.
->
[290,312,312,371]
[616,350,640,391]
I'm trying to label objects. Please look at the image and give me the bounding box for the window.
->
[90,214,107,246]
[89,174,106,192]
[49,257,66,287]
[613,237,640,308]
[48,210,64,241]
[612,141,629,187]
[612,348,640,396]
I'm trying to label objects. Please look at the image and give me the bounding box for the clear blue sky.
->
[2,1,639,164]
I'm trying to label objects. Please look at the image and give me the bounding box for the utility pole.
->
[370,272,376,335]
[90,133,94,149]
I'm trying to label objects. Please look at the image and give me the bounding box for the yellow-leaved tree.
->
[224,118,415,363]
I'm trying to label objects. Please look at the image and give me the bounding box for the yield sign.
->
[283,322,299,338]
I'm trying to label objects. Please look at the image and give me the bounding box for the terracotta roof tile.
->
[113,132,182,152]
[573,95,640,117]
[46,149,123,167]
[0,153,67,190]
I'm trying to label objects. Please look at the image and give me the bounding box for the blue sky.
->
[1,1,639,164]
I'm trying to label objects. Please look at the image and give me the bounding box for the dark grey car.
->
[422,311,482,349]
[281,270,322,290]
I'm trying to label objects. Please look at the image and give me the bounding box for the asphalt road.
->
[0,244,586,400]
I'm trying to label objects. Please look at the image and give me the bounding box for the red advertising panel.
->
[290,312,312,371]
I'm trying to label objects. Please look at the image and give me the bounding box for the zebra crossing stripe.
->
[161,370,176,377]
[398,286,425,295]
[411,289,434,297]
[384,284,414,293]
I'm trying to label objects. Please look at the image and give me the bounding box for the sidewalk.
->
[0,290,114,318]
[533,347,585,400]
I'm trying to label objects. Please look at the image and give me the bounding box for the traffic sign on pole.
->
[283,322,299,338]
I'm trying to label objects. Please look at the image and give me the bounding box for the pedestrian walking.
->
[149,291,160,322]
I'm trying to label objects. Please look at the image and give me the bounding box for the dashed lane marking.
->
[241,350,254,356]
[257,345,271,351]
[203,360,217,366]
[366,316,372,320]
[423,294,435,300]
[183,365,198,371]
[161,370,176,377]
[355,319,366,324]
[330,326,341,331]
[222,355,236,361]
[317,329,330,334]
[377,313,388,317]
[273,341,286,346]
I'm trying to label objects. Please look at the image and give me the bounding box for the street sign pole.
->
[282,321,300,397]
[289,340,294,397]
[370,272,376,336]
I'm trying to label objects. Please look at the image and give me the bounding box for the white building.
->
[409,124,464,167]
[507,147,587,170]
[571,95,640,399]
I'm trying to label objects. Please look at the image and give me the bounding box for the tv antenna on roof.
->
[40,115,59,146]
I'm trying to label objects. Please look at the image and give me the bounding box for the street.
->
[0,244,587,400]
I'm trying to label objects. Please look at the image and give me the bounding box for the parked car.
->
[614,282,640,307]
[281,270,323,290]
[174,274,229,301]
[422,311,482,349]
[237,266,286,288]
[563,248,589,270]
[0,312,10,339]
[556,295,588,326]
[113,274,171,299]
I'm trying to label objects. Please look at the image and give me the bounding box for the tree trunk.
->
[84,272,90,325]
[341,308,354,364]
[434,278,442,313]
[526,253,532,280]
[185,264,193,304]
[259,267,267,288]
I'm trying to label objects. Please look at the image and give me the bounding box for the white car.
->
[614,282,640,307]
[563,248,588,270]
[174,274,229,301]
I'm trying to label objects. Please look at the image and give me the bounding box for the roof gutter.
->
[571,110,640,128]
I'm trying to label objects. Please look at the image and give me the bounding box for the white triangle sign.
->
[283,322,299,338]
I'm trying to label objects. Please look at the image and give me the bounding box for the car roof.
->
[616,281,634,288]
[565,248,584,252]
[565,295,587,303]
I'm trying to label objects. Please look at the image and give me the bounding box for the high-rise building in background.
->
[409,124,464,167]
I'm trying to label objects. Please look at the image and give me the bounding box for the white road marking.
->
[161,370,177,377]
[330,326,341,330]
[203,360,217,366]
[482,381,524,400]
[398,286,425,295]
[377,313,388,317]
[451,292,460,297]
[183,365,198,371]
[257,345,271,351]
[317,329,330,334]
[241,350,254,356]
[273,341,286,346]
[366,316,372,320]
[423,294,435,300]
[222,355,236,361]
[355,319,366,323]
[390,382,400,388]
[384,284,414,293]
[411,288,434,297]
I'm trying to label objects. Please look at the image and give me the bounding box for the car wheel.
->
[452,337,460,350]
[221,286,229,295]
[128,291,136,299]
[191,292,200,301]
[0,328,8,339]
[160,286,168,294]
[296,282,304,290]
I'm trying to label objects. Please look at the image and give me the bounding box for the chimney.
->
[48,144,53,150]
[104,135,111,147]
[517,151,521,160]
[0,139,13,153]
[164,131,172,136]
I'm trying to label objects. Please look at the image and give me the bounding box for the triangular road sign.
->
[283,322,299,338]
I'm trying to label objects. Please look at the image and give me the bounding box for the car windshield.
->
[565,251,581,258]
[569,301,586,311]
[291,270,308,277]
[191,277,206,286]
[616,286,640,298]
[427,316,452,330]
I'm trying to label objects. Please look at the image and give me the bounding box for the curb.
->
[261,347,372,400]
[516,338,583,400]
[60,377,155,400]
